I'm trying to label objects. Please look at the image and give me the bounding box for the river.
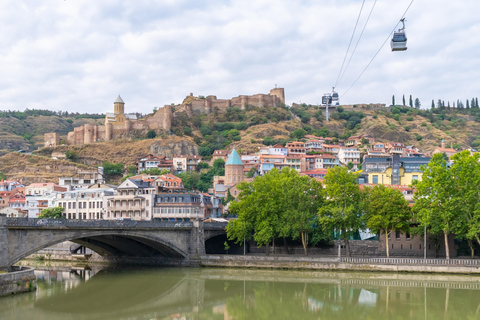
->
[1,262,480,319]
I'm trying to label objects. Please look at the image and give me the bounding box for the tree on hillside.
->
[102,161,124,176]
[317,166,364,257]
[414,98,421,109]
[431,100,435,109]
[412,153,458,259]
[141,168,170,175]
[402,95,406,106]
[146,130,157,139]
[291,128,307,140]
[392,95,395,106]
[409,95,413,107]
[364,185,411,258]
[466,99,470,109]
[39,206,64,219]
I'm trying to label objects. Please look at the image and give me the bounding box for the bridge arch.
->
[8,230,189,267]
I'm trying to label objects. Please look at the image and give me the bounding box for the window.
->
[372,175,378,184]
[412,175,418,181]
[396,231,401,239]
[68,203,71,209]
[73,203,76,209]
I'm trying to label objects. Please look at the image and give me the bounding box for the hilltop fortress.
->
[44,88,285,147]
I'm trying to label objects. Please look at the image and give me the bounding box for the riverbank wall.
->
[200,255,480,275]
[0,266,36,296]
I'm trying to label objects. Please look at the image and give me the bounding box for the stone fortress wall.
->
[63,106,173,146]
[44,88,285,147]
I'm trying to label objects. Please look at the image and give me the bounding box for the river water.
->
[1,263,480,320]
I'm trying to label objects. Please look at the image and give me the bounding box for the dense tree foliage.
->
[102,161,124,176]
[227,168,328,255]
[412,151,480,259]
[39,206,64,219]
[317,167,364,257]
[364,185,411,257]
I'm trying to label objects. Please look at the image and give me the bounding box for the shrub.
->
[421,122,427,127]
[183,127,192,136]
[404,126,411,132]
[373,114,378,119]
[234,122,248,130]
[337,106,344,113]
[146,129,157,139]
[301,115,311,123]
[406,116,414,121]
[291,128,307,140]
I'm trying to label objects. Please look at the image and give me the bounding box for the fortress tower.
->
[105,95,127,126]
[114,95,125,114]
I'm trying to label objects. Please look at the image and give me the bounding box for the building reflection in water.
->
[1,267,480,320]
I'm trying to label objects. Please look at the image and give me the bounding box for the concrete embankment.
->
[200,255,480,275]
[0,266,36,296]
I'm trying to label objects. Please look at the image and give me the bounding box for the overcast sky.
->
[1,0,478,114]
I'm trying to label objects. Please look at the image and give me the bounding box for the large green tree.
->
[364,185,411,258]
[449,150,480,248]
[412,153,458,259]
[279,168,324,255]
[227,168,324,255]
[227,169,283,254]
[317,166,364,257]
[38,206,64,219]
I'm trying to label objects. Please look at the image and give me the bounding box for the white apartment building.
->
[106,179,155,220]
[338,147,361,169]
[54,188,114,220]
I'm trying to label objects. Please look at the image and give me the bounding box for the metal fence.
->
[342,257,480,266]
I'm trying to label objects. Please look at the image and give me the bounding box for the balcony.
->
[109,205,144,211]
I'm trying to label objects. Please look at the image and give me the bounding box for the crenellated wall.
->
[46,89,281,146]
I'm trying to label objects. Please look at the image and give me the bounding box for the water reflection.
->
[1,265,480,320]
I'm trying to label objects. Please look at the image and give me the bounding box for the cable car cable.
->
[337,0,378,87]
[334,0,366,88]
[341,0,415,98]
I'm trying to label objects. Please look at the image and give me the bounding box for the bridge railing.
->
[6,218,193,229]
[341,257,480,266]
[203,222,229,229]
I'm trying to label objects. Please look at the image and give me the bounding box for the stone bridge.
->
[0,216,227,270]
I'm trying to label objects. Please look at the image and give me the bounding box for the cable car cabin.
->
[391,18,407,51]
[391,31,407,51]
[332,92,339,102]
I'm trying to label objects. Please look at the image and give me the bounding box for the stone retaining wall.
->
[200,255,480,274]
[0,266,37,296]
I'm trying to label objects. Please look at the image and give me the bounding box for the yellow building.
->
[365,156,429,186]
[368,167,422,185]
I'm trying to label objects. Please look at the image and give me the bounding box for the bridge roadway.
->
[0,216,227,270]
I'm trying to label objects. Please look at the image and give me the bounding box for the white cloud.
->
[0,0,479,113]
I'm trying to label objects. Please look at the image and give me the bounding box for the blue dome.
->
[225,149,243,165]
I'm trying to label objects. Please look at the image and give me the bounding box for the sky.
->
[0,0,479,114]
